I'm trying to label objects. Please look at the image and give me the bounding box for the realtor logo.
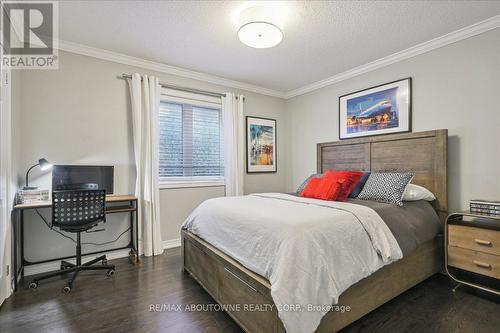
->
[1,1,58,69]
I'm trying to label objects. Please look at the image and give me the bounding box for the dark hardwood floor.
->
[0,248,498,333]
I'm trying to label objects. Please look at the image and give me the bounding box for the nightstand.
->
[445,211,500,295]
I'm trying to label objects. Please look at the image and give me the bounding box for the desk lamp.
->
[24,158,52,190]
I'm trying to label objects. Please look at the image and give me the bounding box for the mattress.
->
[348,198,441,255]
[183,193,440,333]
[288,192,442,255]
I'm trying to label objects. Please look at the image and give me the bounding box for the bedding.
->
[288,192,441,254]
[300,176,322,198]
[348,171,370,198]
[358,172,415,206]
[296,171,366,199]
[300,175,344,200]
[402,183,436,201]
[349,198,441,255]
[296,173,322,194]
[324,170,363,201]
[183,193,405,333]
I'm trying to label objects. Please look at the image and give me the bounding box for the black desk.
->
[12,194,139,291]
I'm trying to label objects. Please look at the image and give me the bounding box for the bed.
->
[181,129,448,333]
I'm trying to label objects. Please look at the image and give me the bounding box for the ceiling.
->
[58,1,500,94]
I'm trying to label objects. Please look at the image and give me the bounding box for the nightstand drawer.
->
[448,224,500,256]
[448,246,500,279]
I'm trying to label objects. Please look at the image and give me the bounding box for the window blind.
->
[159,101,223,180]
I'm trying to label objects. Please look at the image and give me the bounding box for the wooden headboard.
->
[317,129,448,219]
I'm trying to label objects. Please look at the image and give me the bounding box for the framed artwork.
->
[246,116,277,173]
[339,77,411,140]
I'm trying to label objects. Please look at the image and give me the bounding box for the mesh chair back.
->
[52,189,106,231]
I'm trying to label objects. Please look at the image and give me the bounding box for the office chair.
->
[29,189,115,293]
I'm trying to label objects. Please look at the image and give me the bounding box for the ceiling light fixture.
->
[238,6,284,49]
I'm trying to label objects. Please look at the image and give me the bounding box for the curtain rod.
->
[121,74,227,99]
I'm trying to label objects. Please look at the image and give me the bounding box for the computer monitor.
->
[52,165,114,194]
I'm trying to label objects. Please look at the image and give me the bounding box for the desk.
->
[13,194,139,291]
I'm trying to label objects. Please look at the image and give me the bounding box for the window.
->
[159,92,223,186]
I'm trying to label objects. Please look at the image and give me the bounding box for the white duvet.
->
[182,193,403,333]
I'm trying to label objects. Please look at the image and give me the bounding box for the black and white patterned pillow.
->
[357,172,415,206]
[296,173,322,193]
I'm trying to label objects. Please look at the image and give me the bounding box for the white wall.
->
[14,51,287,263]
[1,69,18,303]
[286,28,500,211]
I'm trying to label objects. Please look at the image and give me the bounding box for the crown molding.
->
[58,15,500,101]
[58,40,288,99]
[285,15,500,99]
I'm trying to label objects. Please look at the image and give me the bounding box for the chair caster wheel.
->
[29,282,38,289]
[62,286,71,293]
[106,269,115,277]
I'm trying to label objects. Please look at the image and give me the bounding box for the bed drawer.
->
[448,224,500,256]
[219,265,280,333]
[184,239,220,298]
[448,245,500,279]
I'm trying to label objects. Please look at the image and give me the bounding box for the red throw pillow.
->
[314,177,344,200]
[336,170,364,201]
[300,177,321,198]
[323,170,363,201]
[300,176,344,200]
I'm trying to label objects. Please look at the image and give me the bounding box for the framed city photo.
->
[246,116,277,173]
[339,78,411,140]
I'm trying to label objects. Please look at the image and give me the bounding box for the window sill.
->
[159,180,225,189]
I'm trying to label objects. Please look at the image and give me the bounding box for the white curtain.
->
[222,93,245,196]
[128,73,164,256]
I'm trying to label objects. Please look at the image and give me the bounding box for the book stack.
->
[470,199,500,217]
[17,189,50,204]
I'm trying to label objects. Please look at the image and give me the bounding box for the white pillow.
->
[402,184,436,201]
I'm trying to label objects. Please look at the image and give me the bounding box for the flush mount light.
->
[238,6,284,49]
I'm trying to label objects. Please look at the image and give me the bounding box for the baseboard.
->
[24,239,181,276]
[163,238,181,249]
[24,248,131,277]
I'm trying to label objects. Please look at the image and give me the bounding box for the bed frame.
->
[182,129,448,332]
